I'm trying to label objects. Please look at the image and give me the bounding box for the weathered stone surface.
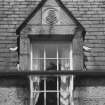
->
[0,78,29,105]
[74,78,105,105]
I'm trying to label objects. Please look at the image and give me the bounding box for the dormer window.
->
[31,42,72,71]
[16,0,86,105]
[30,41,73,105]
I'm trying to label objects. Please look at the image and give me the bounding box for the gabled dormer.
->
[16,0,86,71]
[16,0,85,36]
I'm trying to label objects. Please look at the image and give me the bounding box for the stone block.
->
[20,37,30,54]
[20,54,30,71]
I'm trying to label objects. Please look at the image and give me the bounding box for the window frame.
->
[29,34,74,71]
[29,35,74,105]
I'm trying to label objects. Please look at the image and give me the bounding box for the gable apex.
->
[16,0,85,35]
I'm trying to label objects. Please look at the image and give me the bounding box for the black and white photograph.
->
[0,0,105,105]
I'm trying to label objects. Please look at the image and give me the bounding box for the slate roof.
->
[0,0,105,70]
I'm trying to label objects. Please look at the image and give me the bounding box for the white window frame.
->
[29,42,74,105]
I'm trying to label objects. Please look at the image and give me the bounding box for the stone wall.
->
[74,77,105,105]
[0,77,29,105]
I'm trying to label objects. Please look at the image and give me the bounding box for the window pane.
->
[46,76,57,90]
[46,59,57,70]
[60,59,70,70]
[46,92,57,105]
[39,77,44,90]
[60,76,71,105]
[32,59,44,71]
[32,44,44,58]
[35,92,44,105]
[32,43,71,59]
[33,81,40,91]
[46,45,57,58]
[59,45,70,58]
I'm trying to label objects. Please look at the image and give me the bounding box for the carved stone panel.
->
[42,7,60,25]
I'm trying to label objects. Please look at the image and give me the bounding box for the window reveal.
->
[30,42,73,105]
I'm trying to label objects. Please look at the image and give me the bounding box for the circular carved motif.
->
[46,9,58,25]
[42,7,59,25]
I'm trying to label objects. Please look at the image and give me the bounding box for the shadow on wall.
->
[0,76,30,105]
[83,46,103,70]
